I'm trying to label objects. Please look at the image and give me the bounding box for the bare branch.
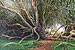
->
[17,12,32,28]
[18,28,34,44]
[0,5,32,28]
[32,0,39,25]
[1,34,21,39]
[3,42,17,47]
[54,42,75,49]
[52,24,65,37]
[61,36,75,40]
[56,32,65,40]
[3,28,34,47]
[20,0,35,26]
[6,23,25,28]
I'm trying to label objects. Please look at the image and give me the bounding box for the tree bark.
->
[0,5,32,28]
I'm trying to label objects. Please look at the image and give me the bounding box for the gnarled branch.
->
[0,5,32,28]
[20,0,35,26]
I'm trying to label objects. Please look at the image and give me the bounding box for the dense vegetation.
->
[0,0,75,50]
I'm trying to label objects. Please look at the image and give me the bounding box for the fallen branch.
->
[3,42,17,47]
[52,24,65,37]
[3,28,34,47]
[3,33,33,47]
[56,32,65,40]
[1,34,22,39]
[61,36,75,40]
[54,42,75,49]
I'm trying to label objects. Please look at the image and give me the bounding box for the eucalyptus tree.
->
[0,0,46,45]
[0,0,75,46]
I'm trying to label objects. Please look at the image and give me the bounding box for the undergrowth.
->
[0,38,75,50]
[51,40,75,50]
[0,38,40,50]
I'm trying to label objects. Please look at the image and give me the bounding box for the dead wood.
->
[3,28,34,47]
[52,24,65,37]
[3,42,17,47]
[54,42,75,49]
[1,34,22,39]
[61,36,75,40]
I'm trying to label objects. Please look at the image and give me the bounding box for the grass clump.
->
[0,38,40,50]
[51,40,75,50]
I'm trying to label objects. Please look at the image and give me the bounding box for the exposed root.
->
[33,27,40,42]
[3,33,33,47]
[28,27,40,47]
[3,26,40,47]
[54,42,75,49]
[18,29,34,44]
[3,28,34,47]
[3,42,17,47]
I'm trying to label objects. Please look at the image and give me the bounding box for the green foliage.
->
[0,38,40,50]
[0,0,75,50]
[0,0,75,25]
[37,0,75,25]
[51,40,75,50]
[0,8,7,20]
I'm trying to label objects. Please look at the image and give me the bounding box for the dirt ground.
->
[32,40,54,50]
